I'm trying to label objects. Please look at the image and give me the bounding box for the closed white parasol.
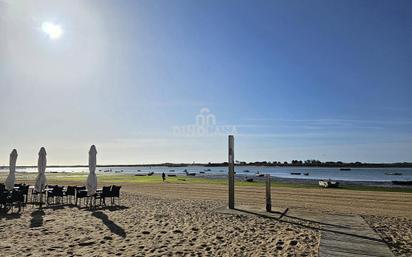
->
[35,147,47,193]
[86,145,97,196]
[5,149,18,190]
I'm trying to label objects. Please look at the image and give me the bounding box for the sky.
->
[0,0,411,165]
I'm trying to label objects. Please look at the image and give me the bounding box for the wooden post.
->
[228,135,235,209]
[265,174,271,212]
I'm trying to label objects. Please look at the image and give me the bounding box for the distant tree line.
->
[205,160,412,168]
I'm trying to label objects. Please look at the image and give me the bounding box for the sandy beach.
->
[1,192,319,257]
[1,173,412,256]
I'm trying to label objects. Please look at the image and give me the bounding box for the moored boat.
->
[291,172,301,175]
[319,180,339,188]
[385,172,403,176]
[392,181,412,186]
[184,170,196,176]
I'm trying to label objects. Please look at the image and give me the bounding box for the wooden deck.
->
[216,206,394,257]
[319,214,394,257]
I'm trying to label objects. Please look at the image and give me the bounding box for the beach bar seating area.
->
[1,183,123,214]
[0,183,27,213]
[1,145,123,214]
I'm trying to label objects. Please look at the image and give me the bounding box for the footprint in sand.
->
[290,240,298,246]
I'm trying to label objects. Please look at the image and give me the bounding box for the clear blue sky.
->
[0,0,411,165]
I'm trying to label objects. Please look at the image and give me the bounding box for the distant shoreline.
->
[1,162,412,169]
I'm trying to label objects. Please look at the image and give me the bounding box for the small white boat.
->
[385,172,402,176]
[184,170,196,176]
[319,180,339,188]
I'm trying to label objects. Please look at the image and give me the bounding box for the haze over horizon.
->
[1,0,411,166]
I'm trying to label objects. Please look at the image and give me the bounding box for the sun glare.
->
[42,22,63,40]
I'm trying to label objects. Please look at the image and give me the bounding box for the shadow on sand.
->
[30,209,45,228]
[0,212,22,220]
[232,208,385,244]
[91,211,126,238]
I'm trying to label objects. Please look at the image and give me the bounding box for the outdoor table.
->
[76,188,103,207]
[79,188,102,192]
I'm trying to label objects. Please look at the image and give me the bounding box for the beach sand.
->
[363,215,412,257]
[0,192,319,257]
[1,174,412,256]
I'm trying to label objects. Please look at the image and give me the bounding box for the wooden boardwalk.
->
[216,206,394,257]
[319,214,394,257]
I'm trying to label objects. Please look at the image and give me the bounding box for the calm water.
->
[3,166,412,182]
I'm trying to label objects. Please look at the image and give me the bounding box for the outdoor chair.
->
[6,190,24,213]
[31,186,48,205]
[75,186,87,206]
[0,191,8,212]
[18,184,29,203]
[47,186,64,205]
[95,186,111,206]
[65,186,76,204]
[110,185,121,206]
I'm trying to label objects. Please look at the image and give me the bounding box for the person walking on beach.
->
[162,172,166,182]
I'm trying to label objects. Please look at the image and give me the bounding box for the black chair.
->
[75,186,87,206]
[65,186,76,204]
[18,184,29,204]
[0,191,8,212]
[6,190,24,213]
[0,183,5,193]
[47,186,64,205]
[95,186,111,206]
[110,185,121,206]
[31,185,48,205]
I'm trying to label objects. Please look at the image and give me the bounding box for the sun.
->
[42,22,63,40]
